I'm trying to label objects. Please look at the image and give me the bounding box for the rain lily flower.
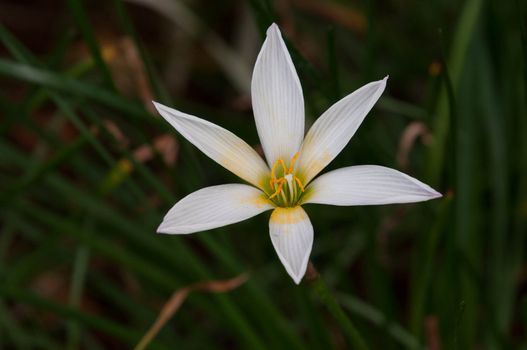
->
[153,23,441,284]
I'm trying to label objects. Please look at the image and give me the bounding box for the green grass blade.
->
[67,0,116,90]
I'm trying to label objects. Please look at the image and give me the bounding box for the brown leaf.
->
[396,121,433,172]
[101,36,155,113]
[134,273,249,350]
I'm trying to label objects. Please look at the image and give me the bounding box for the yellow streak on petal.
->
[239,193,273,209]
[219,147,267,190]
[253,195,274,209]
[220,153,245,180]
[270,206,306,225]
[301,149,333,183]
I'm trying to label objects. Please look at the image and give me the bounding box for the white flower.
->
[153,23,441,284]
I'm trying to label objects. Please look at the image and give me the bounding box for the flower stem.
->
[305,261,369,350]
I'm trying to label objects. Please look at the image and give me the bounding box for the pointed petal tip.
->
[430,189,443,199]
[282,259,309,285]
[156,221,183,235]
[152,100,166,114]
[156,220,177,234]
[420,185,442,201]
[289,253,310,285]
[156,223,193,235]
[370,76,388,90]
[414,179,443,200]
[378,75,388,86]
[156,225,168,234]
[267,23,279,35]
[280,255,310,285]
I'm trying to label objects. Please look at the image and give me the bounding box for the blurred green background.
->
[1,0,526,349]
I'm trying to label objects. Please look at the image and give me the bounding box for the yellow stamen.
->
[269,160,280,186]
[293,176,305,192]
[269,178,285,199]
[278,159,287,174]
[289,152,299,173]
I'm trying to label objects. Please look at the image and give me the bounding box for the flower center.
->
[267,152,305,207]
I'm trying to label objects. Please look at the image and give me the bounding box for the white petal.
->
[269,206,313,284]
[297,77,388,184]
[158,184,273,234]
[251,23,304,167]
[303,165,442,206]
[153,102,269,190]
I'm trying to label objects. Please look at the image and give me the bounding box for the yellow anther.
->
[269,178,285,199]
[293,176,305,192]
[289,152,299,173]
[278,159,287,174]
